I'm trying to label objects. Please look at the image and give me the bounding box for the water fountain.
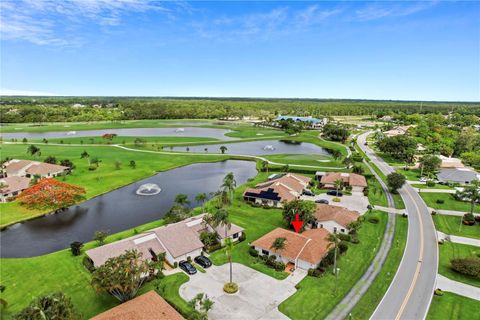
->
[136,183,162,196]
[175,128,185,133]
[263,145,275,151]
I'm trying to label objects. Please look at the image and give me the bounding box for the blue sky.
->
[1,1,479,101]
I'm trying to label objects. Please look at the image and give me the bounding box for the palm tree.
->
[334,179,343,196]
[221,172,237,206]
[224,238,234,284]
[212,208,231,238]
[90,156,101,167]
[195,193,208,211]
[27,145,40,158]
[456,180,480,231]
[270,237,286,252]
[174,194,190,207]
[262,160,269,173]
[80,150,90,165]
[220,146,227,154]
[200,296,214,315]
[327,233,340,295]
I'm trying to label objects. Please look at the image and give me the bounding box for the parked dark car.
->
[302,189,315,196]
[179,260,197,275]
[194,255,212,268]
[326,190,343,197]
[315,199,329,204]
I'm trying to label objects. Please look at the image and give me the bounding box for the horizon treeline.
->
[1,97,479,123]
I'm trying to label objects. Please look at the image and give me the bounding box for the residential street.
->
[358,132,439,320]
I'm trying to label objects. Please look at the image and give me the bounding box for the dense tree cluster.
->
[1,97,479,123]
[377,135,417,163]
[322,123,351,142]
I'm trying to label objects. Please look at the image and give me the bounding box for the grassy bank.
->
[279,210,388,320]
[349,215,409,319]
[420,193,479,213]
[438,241,480,287]
[433,215,480,239]
[427,292,479,320]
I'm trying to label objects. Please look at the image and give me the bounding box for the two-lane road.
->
[358,132,438,320]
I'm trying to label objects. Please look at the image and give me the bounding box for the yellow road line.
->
[395,187,425,320]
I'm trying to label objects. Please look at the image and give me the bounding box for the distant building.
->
[275,115,327,128]
[91,291,184,320]
[243,173,311,207]
[437,168,480,185]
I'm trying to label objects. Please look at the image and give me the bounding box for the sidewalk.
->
[436,274,480,301]
[429,208,474,217]
[437,231,480,247]
[374,205,406,215]
[414,188,456,194]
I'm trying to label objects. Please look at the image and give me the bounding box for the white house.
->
[3,159,69,178]
[313,204,360,234]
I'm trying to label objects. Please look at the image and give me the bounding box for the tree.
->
[90,156,101,167]
[114,160,121,170]
[27,145,41,158]
[60,159,75,170]
[134,138,146,146]
[174,193,190,207]
[91,250,149,302]
[221,172,237,206]
[327,233,340,294]
[224,238,234,284]
[457,180,480,216]
[70,241,83,256]
[419,155,441,177]
[22,138,28,143]
[94,230,109,246]
[44,156,57,164]
[80,150,90,164]
[334,179,343,195]
[220,146,227,154]
[330,149,342,160]
[14,292,77,320]
[262,160,269,173]
[387,172,406,193]
[195,193,208,211]
[322,124,350,142]
[129,160,136,169]
[270,237,286,251]
[18,179,86,209]
[282,200,315,231]
[209,207,231,238]
[377,135,417,162]
[352,165,364,174]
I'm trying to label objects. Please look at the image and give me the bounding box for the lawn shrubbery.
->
[462,213,476,226]
[451,257,480,279]
[249,248,285,271]
[368,217,380,224]
[426,180,436,187]
[436,199,445,204]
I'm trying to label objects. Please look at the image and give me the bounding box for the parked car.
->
[194,255,212,268]
[302,189,315,196]
[327,190,343,197]
[179,260,197,275]
[315,199,329,204]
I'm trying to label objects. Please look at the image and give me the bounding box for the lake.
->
[0,160,257,258]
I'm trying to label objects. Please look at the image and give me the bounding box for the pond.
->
[0,127,234,140]
[0,160,257,258]
[169,140,331,156]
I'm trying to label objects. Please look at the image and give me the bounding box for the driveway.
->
[179,263,306,320]
[301,191,369,214]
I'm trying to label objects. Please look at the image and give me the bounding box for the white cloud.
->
[355,1,438,21]
[1,88,59,96]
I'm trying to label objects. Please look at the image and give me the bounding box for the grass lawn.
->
[278,210,388,320]
[29,136,218,145]
[427,292,479,320]
[411,183,454,190]
[420,193,479,213]
[366,174,388,207]
[349,215,409,319]
[264,154,344,168]
[438,241,480,288]
[433,215,480,239]
[147,273,194,316]
[0,143,229,227]
[396,168,422,182]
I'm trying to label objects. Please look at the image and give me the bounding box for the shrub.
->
[462,213,476,226]
[450,257,480,278]
[436,199,445,204]
[351,237,360,244]
[475,215,480,222]
[338,241,349,254]
[363,186,369,196]
[338,233,352,242]
[434,288,444,296]
[332,197,341,202]
[426,180,436,187]
[206,243,222,253]
[320,249,335,268]
[249,247,259,257]
[70,241,83,256]
[82,256,95,273]
[238,232,246,242]
[275,262,286,271]
[88,165,97,171]
[173,262,178,268]
[368,217,380,224]
[187,256,192,262]
[223,282,238,294]
[431,211,437,216]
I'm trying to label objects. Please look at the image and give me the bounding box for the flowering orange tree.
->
[18,179,86,209]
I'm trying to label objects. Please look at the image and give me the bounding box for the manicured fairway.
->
[420,193,479,213]
[427,292,479,320]
[433,214,480,239]
[438,241,480,288]
[349,215,409,319]
[279,210,388,320]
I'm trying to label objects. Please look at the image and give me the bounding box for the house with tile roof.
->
[91,291,184,320]
[0,176,31,202]
[275,115,328,128]
[86,214,244,267]
[243,173,311,207]
[2,159,69,178]
[318,172,367,192]
[313,204,360,234]
[252,227,332,270]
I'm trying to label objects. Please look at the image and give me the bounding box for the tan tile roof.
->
[244,173,311,203]
[314,204,360,228]
[252,227,332,264]
[91,291,184,320]
[320,172,367,187]
[212,223,244,239]
[3,159,68,176]
[153,222,204,258]
[3,160,33,174]
[0,176,31,194]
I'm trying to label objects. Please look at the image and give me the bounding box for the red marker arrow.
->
[291,213,303,233]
